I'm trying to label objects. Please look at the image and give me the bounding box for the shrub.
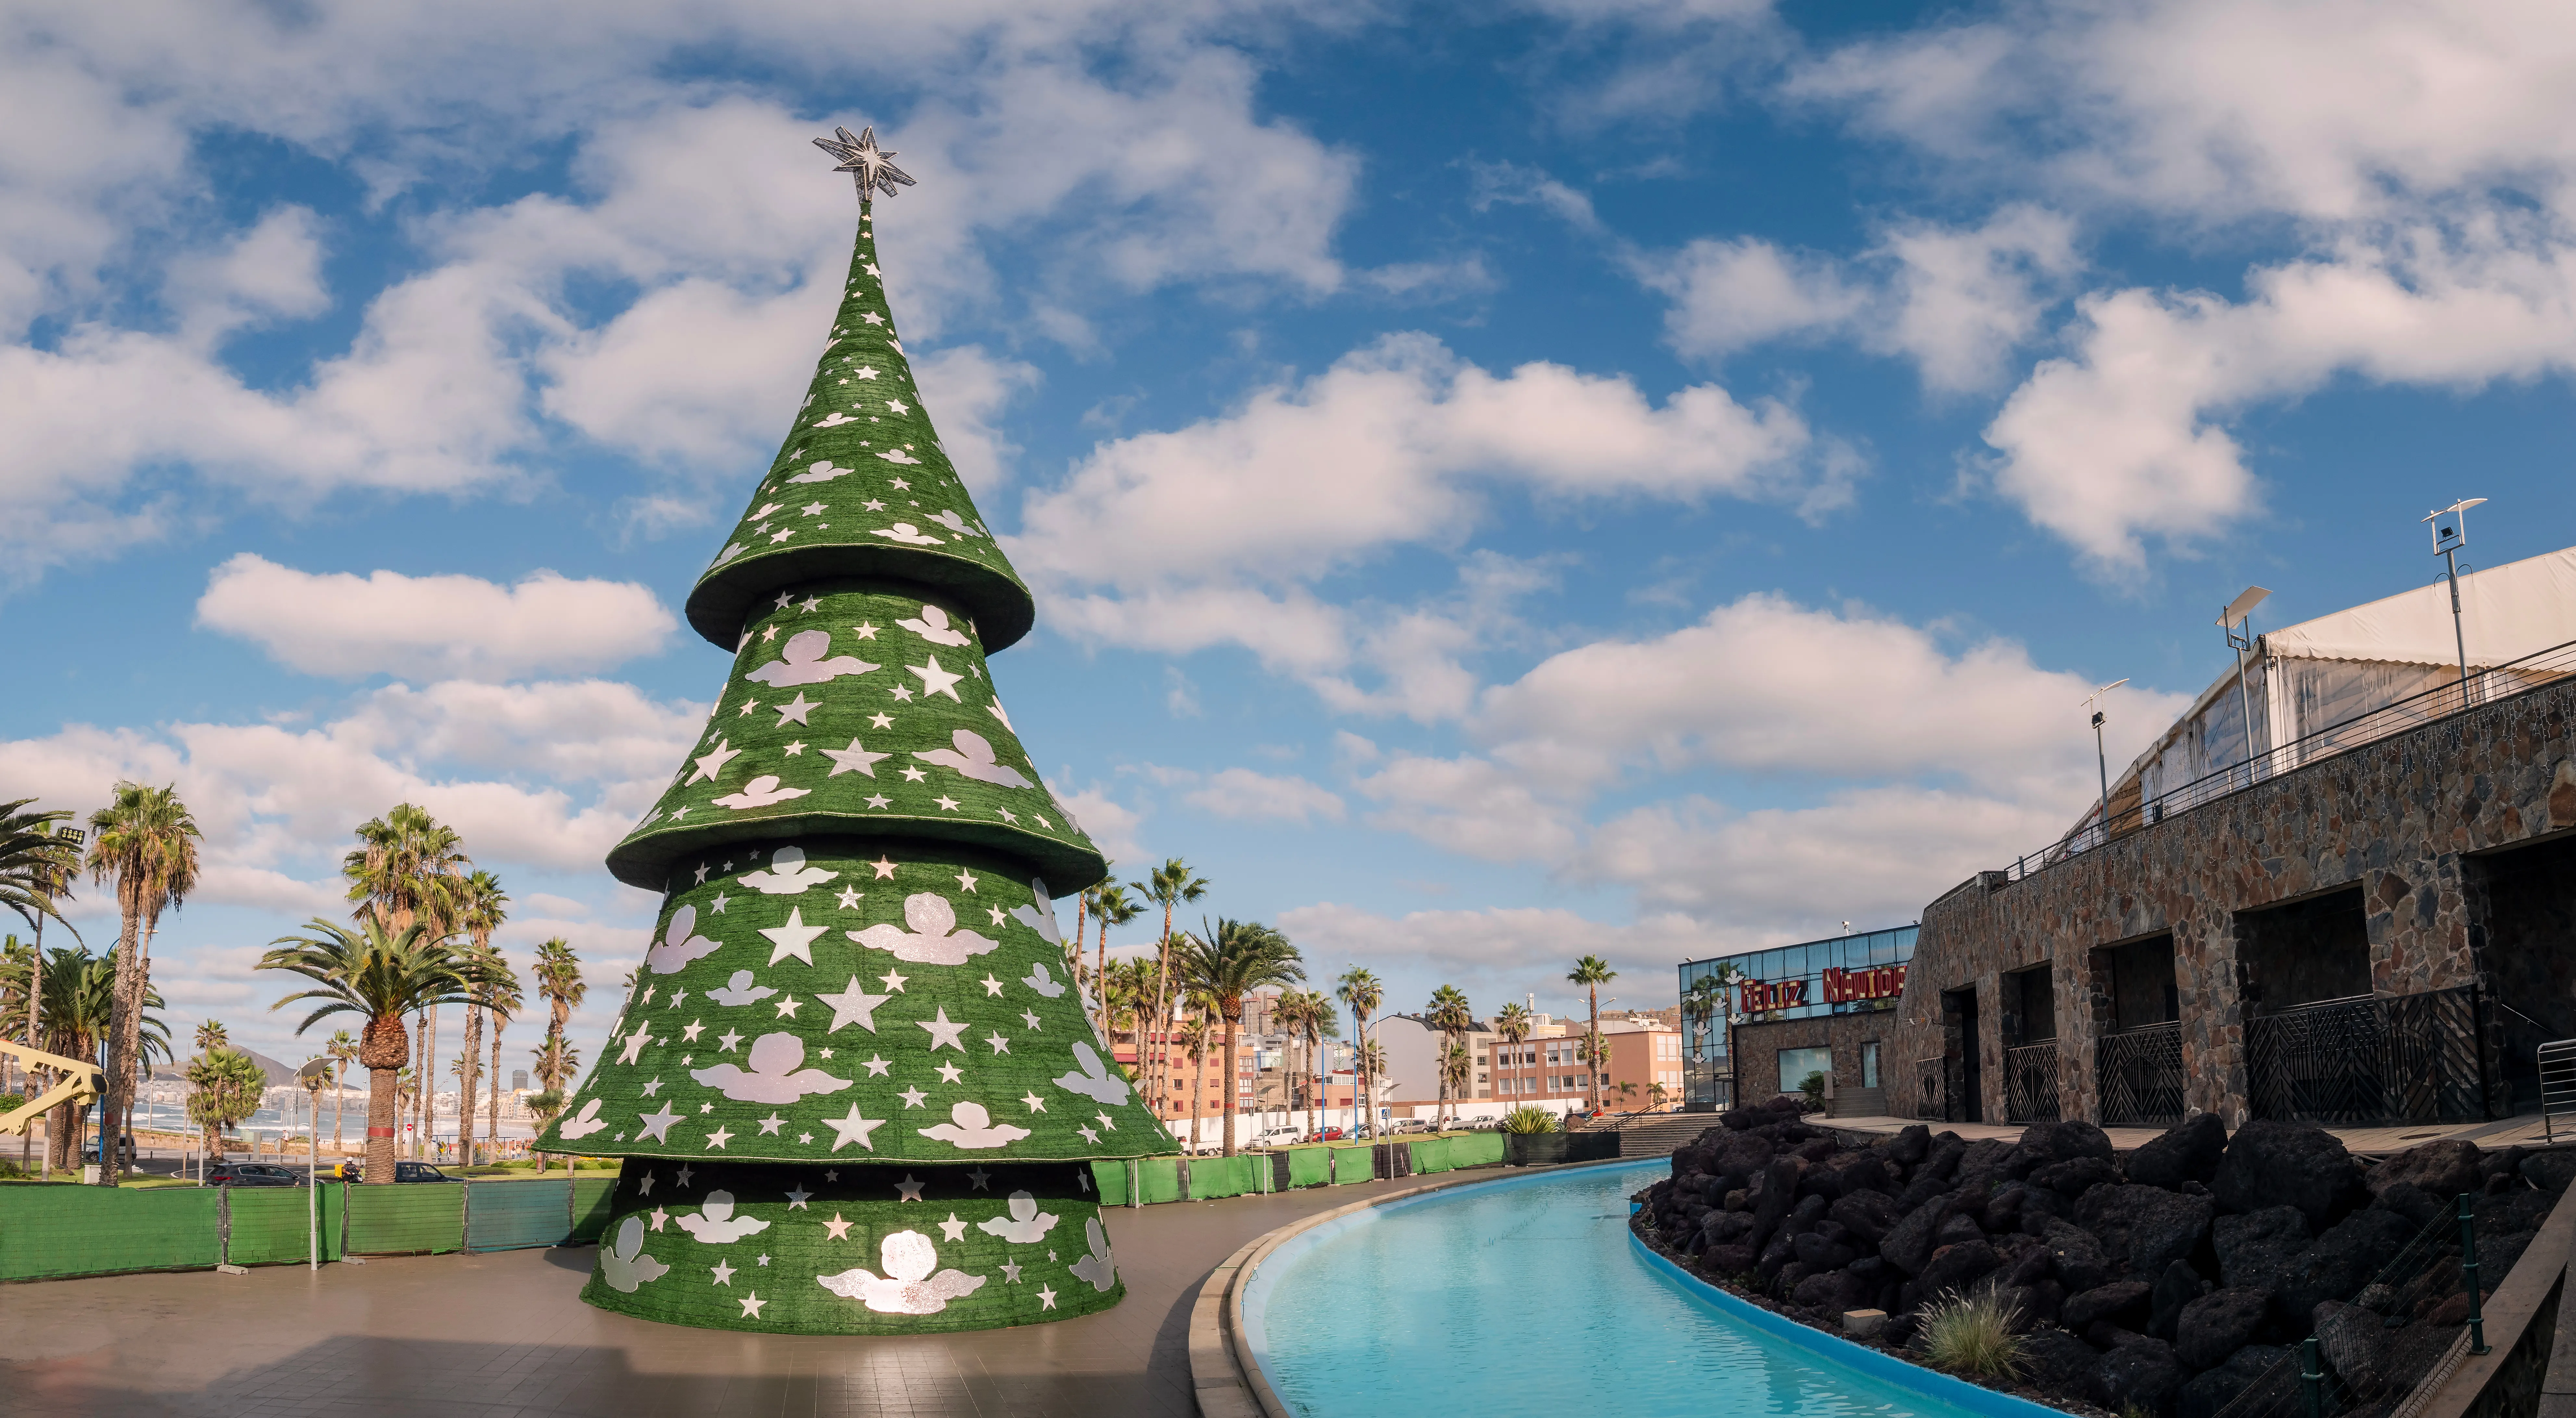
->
[1914,1285,2025,1381]
[1798,1070,1828,1108]
[1502,1105,1560,1134]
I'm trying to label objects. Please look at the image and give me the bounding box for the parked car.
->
[1251,1125,1302,1146]
[1390,1118,1433,1135]
[334,1161,455,1183]
[206,1161,305,1187]
[81,1135,137,1164]
[1307,1127,1345,1142]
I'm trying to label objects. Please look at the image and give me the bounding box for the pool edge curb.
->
[1624,1229,2073,1418]
[1189,1158,1645,1418]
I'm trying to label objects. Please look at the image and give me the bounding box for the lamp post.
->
[2218,587,2271,790]
[2422,497,2486,707]
[297,1059,331,1271]
[2080,679,2129,842]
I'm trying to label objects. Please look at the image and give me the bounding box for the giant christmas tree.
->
[537,127,1173,1335]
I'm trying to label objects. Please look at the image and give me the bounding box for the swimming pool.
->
[1241,1159,2044,1418]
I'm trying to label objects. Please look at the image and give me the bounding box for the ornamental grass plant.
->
[1501,1105,1559,1134]
[1913,1284,2025,1381]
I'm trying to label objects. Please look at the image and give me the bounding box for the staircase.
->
[1575,1112,1721,1157]
[1828,1087,1887,1118]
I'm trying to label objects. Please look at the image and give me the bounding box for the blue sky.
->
[6,0,2574,1071]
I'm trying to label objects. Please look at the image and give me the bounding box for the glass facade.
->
[1676,924,1918,1108]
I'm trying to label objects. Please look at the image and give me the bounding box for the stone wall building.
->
[1889,672,2576,1128]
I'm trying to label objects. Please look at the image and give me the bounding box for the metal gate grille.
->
[2003,1041,2059,1122]
[2245,986,2486,1126]
[2096,1021,2184,1127]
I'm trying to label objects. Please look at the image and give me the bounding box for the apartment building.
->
[1478,1013,1685,1109]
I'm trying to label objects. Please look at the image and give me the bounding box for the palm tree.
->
[257,917,472,1183]
[1441,1041,1471,1125]
[1358,1037,1387,1129]
[1567,955,1618,1112]
[1,805,80,1176]
[326,1029,358,1156]
[524,1089,563,1173]
[194,1019,228,1052]
[1129,859,1208,1119]
[1335,967,1382,1135]
[481,955,523,1164]
[0,799,80,938]
[1085,885,1143,1040]
[531,1033,579,1095]
[1297,992,1339,1139]
[532,936,583,1087]
[1170,919,1305,1155]
[184,1045,265,1170]
[1268,990,1319,1137]
[33,947,166,1171]
[1425,985,1473,1129]
[1172,1011,1210,1154]
[87,782,202,1184]
[343,803,469,1157]
[449,872,508,1165]
[1493,1001,1533,1111]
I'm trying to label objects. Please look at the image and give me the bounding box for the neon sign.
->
[1737,963,1906,1015]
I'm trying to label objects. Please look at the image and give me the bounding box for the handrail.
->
[2537,1038,2576,1144]
[0,1038,106,1136]
[2001,634,2576,883]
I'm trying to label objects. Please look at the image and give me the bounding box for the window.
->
[1861,1041,1881,1089]
[1777,1046,1832,1097]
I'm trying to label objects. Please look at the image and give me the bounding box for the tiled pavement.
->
[0,1174,1439,1418]
[1820,1111,2576,1158]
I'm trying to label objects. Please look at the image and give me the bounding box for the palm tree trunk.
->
[332,1071,344,1156]
[1221,1015,1238,1157]
[487,1017,504,1162]
[459,1004,481,1167]
[1586,985,1600,1112]
[96,883,147,1186]
[361,1015,405,1182]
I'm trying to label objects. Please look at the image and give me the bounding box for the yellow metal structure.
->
[0,1039,104,1136]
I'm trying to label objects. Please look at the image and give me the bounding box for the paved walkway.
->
[1820,1111,2571,1158]
[0,1174,1442,1418]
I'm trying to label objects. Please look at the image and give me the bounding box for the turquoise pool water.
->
[1243,1159,2015,1418]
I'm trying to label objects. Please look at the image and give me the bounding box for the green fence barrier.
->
[1137,1157,1183,1205]
[569,1175,617,1242]
[1188,1155,1251,1199]
[1286,1146,1331,1188]
[1409,1137,1452,1174]
[1329,1144,1373,1185]
[466,1178,574,1251]
[346,1182,465,1254]
[0,1185,220,1280]
[226,1187,322,1265]
[1447,1132,1505,1169]
[1090,1161,1129,1207]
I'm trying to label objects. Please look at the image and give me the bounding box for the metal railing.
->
[2246,986,2487,1126]
[2096,1020,2185,1126]
[2539,1038,2576,1143]
[2001,636,2576,883]
[2003,1041,2060,1121]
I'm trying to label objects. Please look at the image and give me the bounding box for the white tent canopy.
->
[2072,544,2576,840]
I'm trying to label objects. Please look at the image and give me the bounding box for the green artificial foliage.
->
[541,159,1172,1335]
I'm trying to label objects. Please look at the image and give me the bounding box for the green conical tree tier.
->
[684,205,1033,653]
[543,130,1174,1335]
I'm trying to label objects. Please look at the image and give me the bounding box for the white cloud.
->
[1791,0,2576,225]
[1016,334,1835,706]
[196,554,677,682]
[1181,768,1345,824]
[1983,222,2576,571]
[1643,206,2079,393]
[1052,783,1149,872]
[1276,901,1733,1007]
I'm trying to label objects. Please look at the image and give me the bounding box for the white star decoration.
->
[818,977,892,1033]
[712,1260,735,1286]
[787,1185,811,1209]
[895,1174,925,1201]
[824,739,889,777]
[939,1214,968,1243]
[826,1104,886,1152]
[823,1213,853,1239]
[761,909,826,966]
[909,656,964,700]
[917,1007,969,1051]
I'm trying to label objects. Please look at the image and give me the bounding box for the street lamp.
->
[2218,587,2270,789]
[2080,678,2129,841]
[297,1058,333,1270]
[2422,498,2486,707]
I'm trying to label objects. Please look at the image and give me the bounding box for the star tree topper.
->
[815,125,916,201]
